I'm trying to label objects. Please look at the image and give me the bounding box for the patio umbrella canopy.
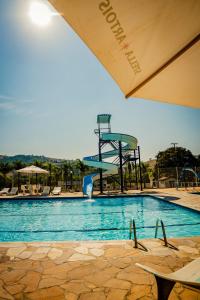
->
[49,0,200,108]
[17,165,49,174]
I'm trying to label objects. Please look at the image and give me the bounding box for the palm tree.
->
[62,162,70,190]
[12,161,26,189]
[13,160,26,170]
[0,162,12,186]
[34,160,43,168]
[46,163,53,188]
[53,165,62,186]
[140,162,151,188]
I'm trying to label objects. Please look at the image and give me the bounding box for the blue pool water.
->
[0,196,199,241]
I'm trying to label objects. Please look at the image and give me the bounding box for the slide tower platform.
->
[82,114,141,197]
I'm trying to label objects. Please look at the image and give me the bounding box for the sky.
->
[0,0,200,162]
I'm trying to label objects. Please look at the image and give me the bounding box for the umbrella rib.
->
[125,33,200,98]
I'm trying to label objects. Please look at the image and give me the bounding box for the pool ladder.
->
[129,218,178,251]
[155,219,178,250]
[129,219,148,251]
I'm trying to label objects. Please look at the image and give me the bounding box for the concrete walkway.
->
[0,237,200,299]
[146,188,200,212]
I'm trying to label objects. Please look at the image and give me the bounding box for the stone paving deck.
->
[0,188,200,299]
[149,188,200,212]
[0,237,200,299]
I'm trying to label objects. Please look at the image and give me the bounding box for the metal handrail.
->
[155,219,178,250]
[129,219,132,240]
[155,219,168,246]
[129,219,148,252]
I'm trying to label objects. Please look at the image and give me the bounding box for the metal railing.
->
[129,218,179,251]
[129,219,148,251]
[155,219,178,250]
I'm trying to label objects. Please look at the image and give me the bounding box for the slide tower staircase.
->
[82,114,140,197]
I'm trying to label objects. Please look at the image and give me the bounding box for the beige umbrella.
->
[17,166,49,193]
[49,0,200,108]
[17,165,49,174]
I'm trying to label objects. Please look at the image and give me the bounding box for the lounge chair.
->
[52,186,61,195]
[41,186,50,196]
[8,187,18,195]
[0,188,10,195]
[21,185,27,195]
[136,258,200,300]
[35,184,41,194]
[29,185,36,195]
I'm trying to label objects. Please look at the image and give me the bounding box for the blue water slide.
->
[82,132,137,197]
[82,173,98,197]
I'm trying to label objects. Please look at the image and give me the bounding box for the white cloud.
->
[0,94,34,116]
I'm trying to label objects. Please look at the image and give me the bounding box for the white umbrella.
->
[17,165,49,191]
[49,0,200,108]
[17,165,49,174]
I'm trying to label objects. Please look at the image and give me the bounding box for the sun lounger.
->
[52,186,61,195]
[29,185,35,195]
[136,258,200,300]
[0,188,10,195]
[41,186,50,196]
[8,187,18,196]
[35,184,41,194]
[21,185,30,195]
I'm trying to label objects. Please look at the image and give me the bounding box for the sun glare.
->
[29,2,54,27]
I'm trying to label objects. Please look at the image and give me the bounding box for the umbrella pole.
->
[36,173,38,194]
[18,173,20,192]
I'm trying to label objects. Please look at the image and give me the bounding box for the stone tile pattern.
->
[0,238,199,299]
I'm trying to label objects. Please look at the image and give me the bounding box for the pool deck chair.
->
[0,188,10,195]
[41,186,50,196]
[136,258,200,300]
[52,187,61,195]
[8,187,18,196]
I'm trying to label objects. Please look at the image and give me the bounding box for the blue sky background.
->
[0,0,200,161]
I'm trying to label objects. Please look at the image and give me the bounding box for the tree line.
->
[0,146,199,190]
[0,159,91,191]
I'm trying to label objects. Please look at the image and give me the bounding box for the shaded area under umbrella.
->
[17,165,49,193]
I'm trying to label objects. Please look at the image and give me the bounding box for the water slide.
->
[182,168,200,179]
[82,132,137,197]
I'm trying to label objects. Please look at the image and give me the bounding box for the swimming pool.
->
[0,196,199,241]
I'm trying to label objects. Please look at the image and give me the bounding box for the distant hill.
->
[0,154,67,164]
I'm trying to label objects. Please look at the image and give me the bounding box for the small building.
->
[158,176,176,188]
